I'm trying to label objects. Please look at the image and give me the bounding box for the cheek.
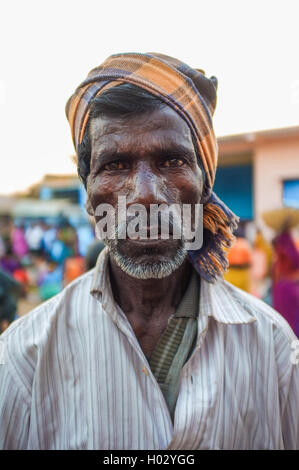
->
[171,168,203,205]
[87,173,129,210]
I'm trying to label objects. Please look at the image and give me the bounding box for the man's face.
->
[86,104,204,279]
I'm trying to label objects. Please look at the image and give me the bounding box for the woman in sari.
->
[272,230,299,337]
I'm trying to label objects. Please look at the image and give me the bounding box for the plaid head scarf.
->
[66,52,239,282]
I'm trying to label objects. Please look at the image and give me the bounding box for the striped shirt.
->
[0,247,299,450]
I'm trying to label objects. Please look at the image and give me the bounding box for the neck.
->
[109,255,192,321]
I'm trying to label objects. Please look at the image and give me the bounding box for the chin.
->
[106,238,187,279]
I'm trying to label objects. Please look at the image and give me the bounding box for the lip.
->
[124,238,175,247]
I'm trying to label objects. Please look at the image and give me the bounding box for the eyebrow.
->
[93,144,197,167]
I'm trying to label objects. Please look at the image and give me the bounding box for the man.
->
[0,53,298,450]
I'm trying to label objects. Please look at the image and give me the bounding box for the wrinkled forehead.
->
[89,105,195,154]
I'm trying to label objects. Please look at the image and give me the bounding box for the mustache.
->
[115,210,181,238]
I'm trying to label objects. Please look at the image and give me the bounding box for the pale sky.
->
[1,0,299,195]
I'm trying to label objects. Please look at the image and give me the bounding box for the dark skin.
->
[86,105,204,359]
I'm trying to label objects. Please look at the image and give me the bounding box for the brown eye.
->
[162,158,184,168]
[104,161,127,171]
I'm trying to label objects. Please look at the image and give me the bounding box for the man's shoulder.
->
[2,269,95,337]
[219,279,296,340]
[0,269,98,377]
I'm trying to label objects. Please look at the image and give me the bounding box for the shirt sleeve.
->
[274,326,299,449]
[0,363,30,449]
[280,359,299,449]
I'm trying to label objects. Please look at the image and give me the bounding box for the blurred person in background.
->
[0,218,11,255]
[54,219,85,286]
[49,220,74,264]
[25,221,44,254]
[11,223,28,260]
[49,236,70,264]
[0,269,21,333]
[58,219,78,256]
[0,234,5,259]
[272,229,299,337]
[0,246,20,276]
[31,251,50,286]
[254,229,273,275]
[41,223,57,257]
[250,228,273,301]
[63,255,85,286]
[224,222,253,292]
[76,222,95,257]
[38,260,63,301]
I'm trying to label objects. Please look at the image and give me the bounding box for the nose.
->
[127,161,168,208]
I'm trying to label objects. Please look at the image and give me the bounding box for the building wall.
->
[214,164,253,220]
[254,136,299,234]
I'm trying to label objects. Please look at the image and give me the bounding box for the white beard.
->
[105,238,187,279]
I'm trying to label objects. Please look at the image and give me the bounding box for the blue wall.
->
[213,164,253,220]
[283,180,299,208]
[39,186,52,200]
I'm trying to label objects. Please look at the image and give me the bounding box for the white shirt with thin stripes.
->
[0,247,299,450]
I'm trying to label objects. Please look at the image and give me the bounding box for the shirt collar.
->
[90,246,256,326]
[90,245,109,297]
[90,245,121,324]
[173,270,199,319]
[200,274,256,324]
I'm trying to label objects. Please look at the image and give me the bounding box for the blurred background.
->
[1,0,299,335]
